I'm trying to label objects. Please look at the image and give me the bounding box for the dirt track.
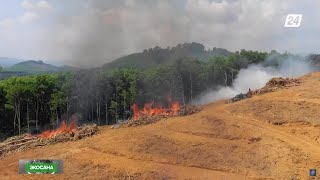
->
[1,72,320,179]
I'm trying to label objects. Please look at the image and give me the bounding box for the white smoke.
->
[195,57,316,104]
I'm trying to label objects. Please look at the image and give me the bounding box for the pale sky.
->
[0,0,319,67]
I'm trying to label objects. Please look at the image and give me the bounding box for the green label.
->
[25,163,57,174]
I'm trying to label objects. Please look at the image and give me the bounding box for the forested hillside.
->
[308,54,320,68]
[103,42,232,70]
[0,71,29,80]
[0,60,79,80]
[7,60,60,73]
[0,48,307,139]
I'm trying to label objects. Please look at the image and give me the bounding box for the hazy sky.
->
[0,0,319,67]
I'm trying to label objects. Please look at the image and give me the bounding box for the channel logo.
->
[19,159,63,174]
[310,169,316,177]
[284,14,303,28]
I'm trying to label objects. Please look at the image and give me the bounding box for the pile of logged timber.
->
[0,124,98,158]
[178,105,203,116]
[227,77,301,103]
[251,77,301,95]
[226,93,250,103]
[122,105,202,127]
[124,115,163,127]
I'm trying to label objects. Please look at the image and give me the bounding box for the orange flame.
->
[37,120,77,139]
[131,96,180,119]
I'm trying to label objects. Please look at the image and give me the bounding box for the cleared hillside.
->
[1,72,320,179]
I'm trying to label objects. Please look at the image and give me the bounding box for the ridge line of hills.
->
[1,42,320,79]
[0,42,233,80]
[0,42,232,73]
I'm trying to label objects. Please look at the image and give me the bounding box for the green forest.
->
[0,48,308,139]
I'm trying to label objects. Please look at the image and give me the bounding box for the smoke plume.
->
[195,56,317,104]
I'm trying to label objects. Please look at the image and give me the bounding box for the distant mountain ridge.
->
[0,57,23,67]
[7,60,60,73]
[0,60,81,80]
[103,42,232,70]
[1,42,232,76]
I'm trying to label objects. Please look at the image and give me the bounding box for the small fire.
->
[131,96,180,119]
[37,120,76,139]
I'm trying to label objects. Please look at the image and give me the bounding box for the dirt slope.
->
[1,72,320,180]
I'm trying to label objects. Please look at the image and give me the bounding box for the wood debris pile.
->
[0,124,98,158]
[227,77,301,103]
[226,93,250,103]
[251,77,301,95]
[123,115,163,127]
[178,105,202,116]
[74,124,99,140]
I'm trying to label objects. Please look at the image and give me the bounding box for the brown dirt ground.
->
[1,72,320,180]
